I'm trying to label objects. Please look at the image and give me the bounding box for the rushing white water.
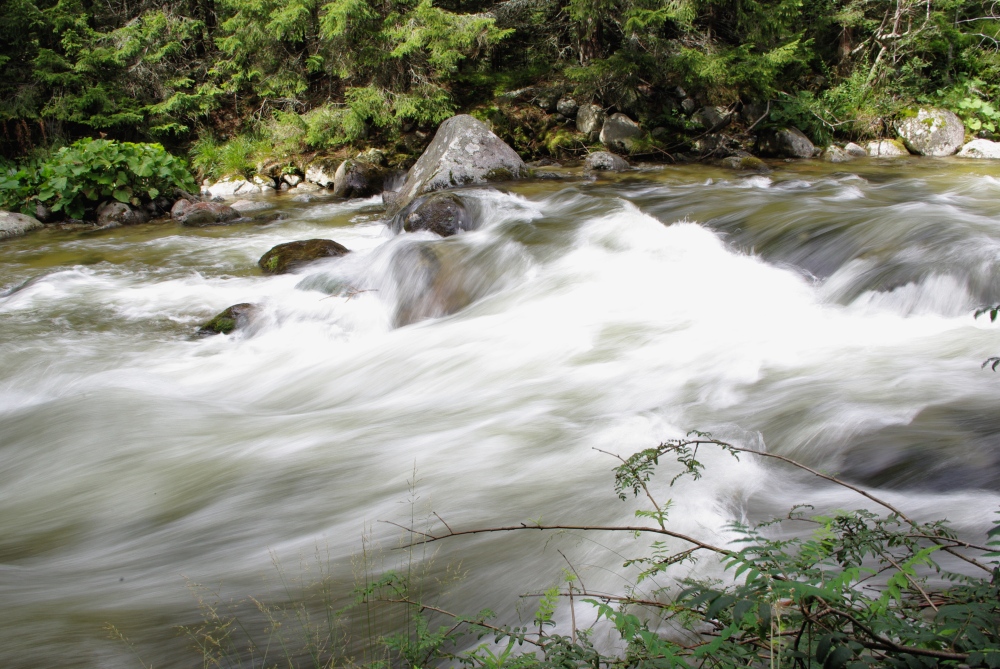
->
[1,160,999,668]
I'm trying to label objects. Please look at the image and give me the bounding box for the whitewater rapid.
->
[1,160,998,667]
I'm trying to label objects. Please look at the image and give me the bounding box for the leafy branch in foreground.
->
[390,434,1000,669]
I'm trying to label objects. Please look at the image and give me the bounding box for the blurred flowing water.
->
[1,158,999,667]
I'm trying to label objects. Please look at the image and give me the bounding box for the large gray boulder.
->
[600,113,642,154]
[957,139,1000,160]
[896,108,965,156]
[585,151,630,172]
[758,127,815,158]
[576,104,606,136]
[384,114,529,218]
[0,211,43,239]
[332,159,386,198]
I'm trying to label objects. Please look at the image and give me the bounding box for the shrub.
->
[1,139,195,219]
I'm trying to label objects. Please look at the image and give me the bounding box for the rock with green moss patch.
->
[895,108,964,156]
[385,114,529,218]
[600,113,642,154]
[866,139,909,157]
[198,303,257,336]
[258,239,351,274]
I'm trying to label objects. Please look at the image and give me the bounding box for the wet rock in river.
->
[198,303,257,336]
[258,239,351,274]
[177,201,240,227]
[0,210,43,239]
[957,139,1000,160]
[396,192,474,237]
[585,151,630,172]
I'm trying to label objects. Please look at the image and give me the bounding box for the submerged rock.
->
[384,114,529,218]
[896,108,965,156]
[230,199,274,213]
[258,239,350,274]
[198,303,257,336]
[585,151,630,172]
[720,155,770,173]
[0,210,43,239]
[396,192,473,237]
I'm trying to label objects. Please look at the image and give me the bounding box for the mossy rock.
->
[198,303,257,336]
[258,239,351,275]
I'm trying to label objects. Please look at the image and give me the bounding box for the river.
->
[1,158,998,667]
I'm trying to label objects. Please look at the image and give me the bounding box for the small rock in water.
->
[585,151,630,172]
[398,192,473,237]
[844,142,868,157]
[198,303,257,336]
[292,194,316,203]
[866,139,909,157]
[177,202,240,227]
[0,210,44,239]
[720,155,770,173]
[956,139,1000,160]
[258,239,351,274]
[822,145,853,163]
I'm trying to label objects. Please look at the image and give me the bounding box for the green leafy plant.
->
[1,139,194,219]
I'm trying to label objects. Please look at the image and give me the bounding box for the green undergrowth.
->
[153,435,1000,669]
[0,139,195,219]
